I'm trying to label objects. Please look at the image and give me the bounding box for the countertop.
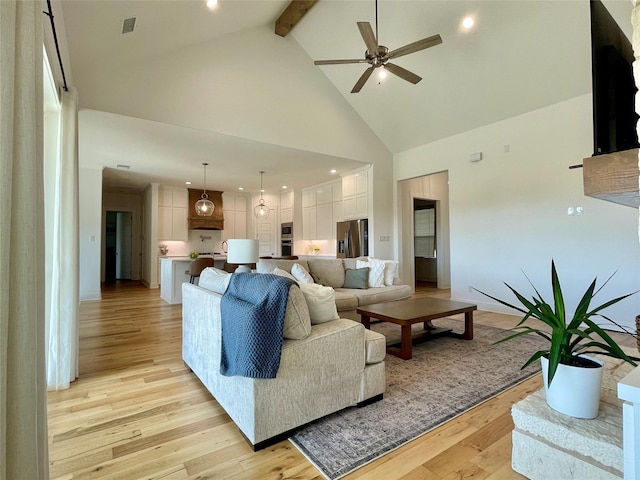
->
[159,255,227,261]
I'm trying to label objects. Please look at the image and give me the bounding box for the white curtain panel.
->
[0,1,49,479]
[47,87,79,390]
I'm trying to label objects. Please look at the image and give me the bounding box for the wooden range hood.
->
[583,148,639,208]
[188,188,224,230]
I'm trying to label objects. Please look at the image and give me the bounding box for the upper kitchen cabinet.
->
[158,186,188,241]
[221,192,248,241]
[280,190,294,224]
[188,188,224,230]
[342,168,369,220]
[302,180,342,240]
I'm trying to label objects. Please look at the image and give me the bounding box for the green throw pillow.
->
[343,267,369,289]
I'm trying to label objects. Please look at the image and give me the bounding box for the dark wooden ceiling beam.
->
[275,0,318,37]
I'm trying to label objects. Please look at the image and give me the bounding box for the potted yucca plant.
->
[475,260,638,419]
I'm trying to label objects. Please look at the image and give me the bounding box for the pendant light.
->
[195,162,215,217]
[254,171,270,219]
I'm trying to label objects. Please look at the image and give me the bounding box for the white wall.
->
[79,166,103,300]
[395,94,640,330]
[142,184,159,289]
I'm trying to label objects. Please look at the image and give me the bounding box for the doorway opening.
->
[104,211,133,283]
[413,198,437,290]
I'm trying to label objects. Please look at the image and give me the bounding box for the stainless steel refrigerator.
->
[336,219,369,258]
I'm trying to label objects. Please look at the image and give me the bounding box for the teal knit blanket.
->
[220,273,296,378]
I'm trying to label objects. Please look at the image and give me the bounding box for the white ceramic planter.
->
[540,355,604,419]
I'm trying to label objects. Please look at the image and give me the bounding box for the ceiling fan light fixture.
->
[195,162,215,217]
[378,67,387,80]
[313,0,442,93]
[254,171,270,219]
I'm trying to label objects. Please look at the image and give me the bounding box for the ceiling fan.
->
[313,0,442,93]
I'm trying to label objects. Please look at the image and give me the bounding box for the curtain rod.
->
[43,0,69,92]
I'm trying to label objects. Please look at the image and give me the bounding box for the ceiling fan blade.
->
[351,66,375,93]
[357,22,378,54]
[385,34,442,60]
[314,59,368,65]
[384,63,422,84]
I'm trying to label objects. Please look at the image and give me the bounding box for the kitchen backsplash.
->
[159,230,224,256]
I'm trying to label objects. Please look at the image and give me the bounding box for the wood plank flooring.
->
[47,281,637,479]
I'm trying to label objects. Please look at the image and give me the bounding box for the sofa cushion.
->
[198,267,231,294]
[272,267,297,282]
[283,285,312,340]
[333,290,359,312]
[343,267,369,289]
[256,259,309,275]
[298,282,340,324]
[356,258,385,288]
[291,263,314,284]
[307,258,345,289]
[342,258,357,270]
[336,284,413,306]
[364,329,386,364]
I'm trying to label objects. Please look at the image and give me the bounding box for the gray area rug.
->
[289,317,546,479]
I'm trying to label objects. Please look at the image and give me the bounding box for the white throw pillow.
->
[356,258,385,288]
[272,267,297,282]
[298,282,339,324]
[198,267,231,294]
[291,263,314,284]
[383,260,399,286]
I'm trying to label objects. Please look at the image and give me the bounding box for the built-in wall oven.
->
[281,222,293,256]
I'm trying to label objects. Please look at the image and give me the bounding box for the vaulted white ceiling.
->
[56,0,633,194]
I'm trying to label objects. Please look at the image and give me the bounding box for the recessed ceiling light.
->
[330,169,337,174]
[282,185,288,189]
[206,0,218,9]
[238,187,244,191]
[185,181,192,185]
[462,16,475,29]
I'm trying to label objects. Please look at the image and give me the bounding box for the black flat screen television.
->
[591,0,639,156]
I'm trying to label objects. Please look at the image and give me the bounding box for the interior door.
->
[116,212,133,279]
[256,208,276,257]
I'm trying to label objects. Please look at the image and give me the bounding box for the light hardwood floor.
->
[47,281,636,479]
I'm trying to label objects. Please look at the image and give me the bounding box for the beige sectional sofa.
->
[181,267,387,450]
[256,257,413,321]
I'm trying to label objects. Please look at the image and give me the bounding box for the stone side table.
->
[512,354,635,479]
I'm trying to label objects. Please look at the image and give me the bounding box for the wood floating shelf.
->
[583,148,640,208]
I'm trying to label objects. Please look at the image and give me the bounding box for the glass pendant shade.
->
[254,171,270,219]
[254,199,270,218]
[195,194,214,216]
[196,163,215,217]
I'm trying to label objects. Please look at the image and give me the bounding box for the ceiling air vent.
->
[122,17,136,34]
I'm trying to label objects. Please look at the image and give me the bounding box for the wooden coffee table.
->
[357,297,477,360]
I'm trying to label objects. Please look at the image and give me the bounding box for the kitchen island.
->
[159,255,226,304]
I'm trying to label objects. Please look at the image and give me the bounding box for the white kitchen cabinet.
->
[302,188,316,207]
[316,184,332,205]
[302,180,342,240]
[280,190,294,224]
[158,186,188,241]
[221,192,248,241]
[303,205,316,240]
[342,169,369,220]
[316,203,333,240]
[160,258,191,304]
